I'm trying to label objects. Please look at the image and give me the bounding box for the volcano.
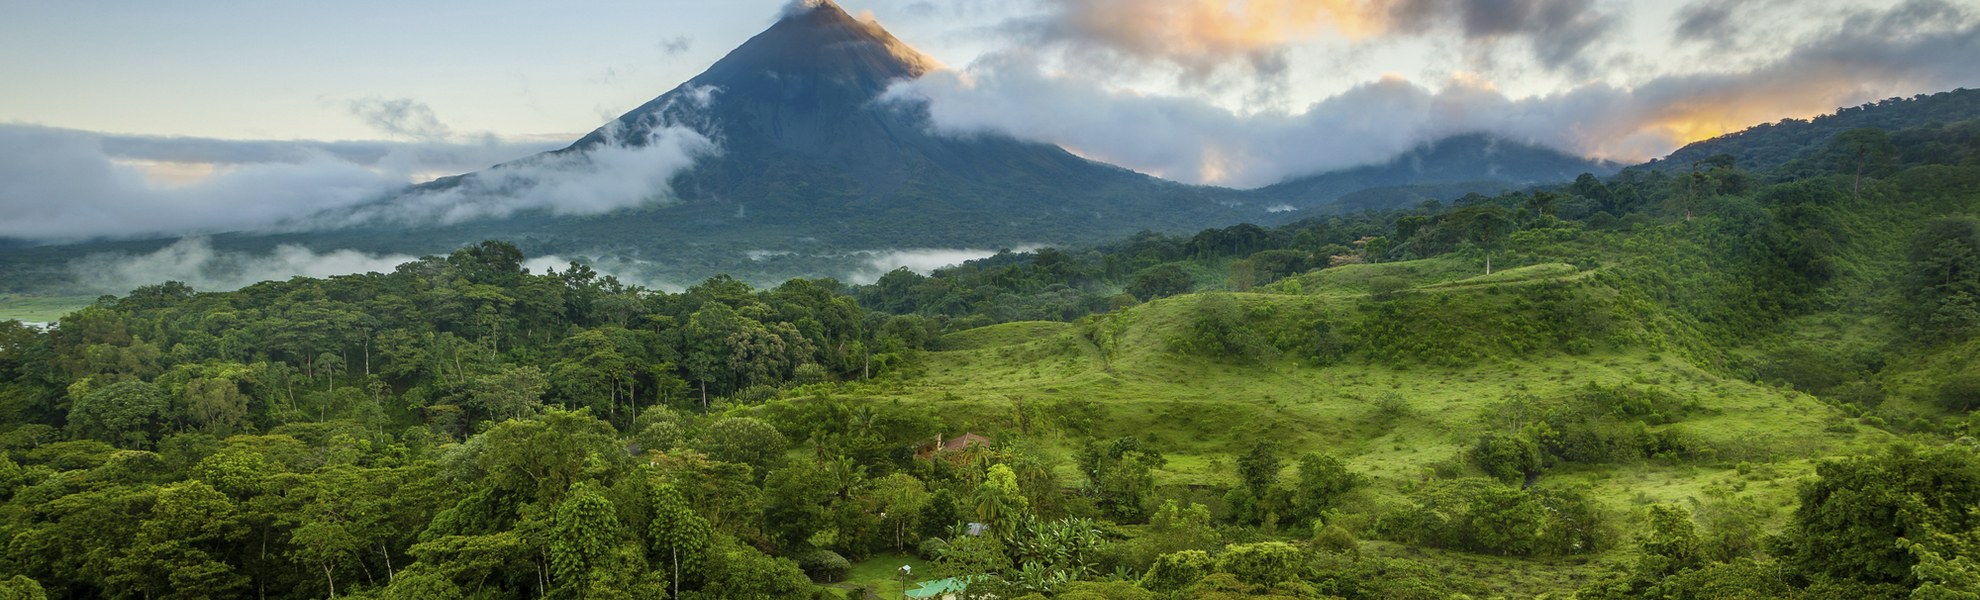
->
[392,0,1260,257]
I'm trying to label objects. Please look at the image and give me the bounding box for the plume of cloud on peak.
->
[895,0,1980,188]
[782,0,831,18]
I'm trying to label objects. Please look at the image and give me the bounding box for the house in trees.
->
[908,576,984,599]
[916,432,991,463]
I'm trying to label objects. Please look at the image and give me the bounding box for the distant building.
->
[915,433,991,462]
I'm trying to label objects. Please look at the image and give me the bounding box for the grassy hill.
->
[858,266,1820,588]
[803,164,1980,596]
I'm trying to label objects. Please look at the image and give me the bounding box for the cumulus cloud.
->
[348,98,455,142]
[1675,0,1754,46]
[660,36,694,55]
[997,0,1618,80]
[894,0,1980,187]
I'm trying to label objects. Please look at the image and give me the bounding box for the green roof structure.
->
[905,576,976,599]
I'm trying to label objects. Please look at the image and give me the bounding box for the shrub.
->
[1939,374,1980,412]
[1215,542,1304,586]
[1313,524,1359,557]
[1369,276,1409,298]
[1140,550,1214,594]
[1586,211,1618,230]
[796,549,852,583]
[917,537,949,561]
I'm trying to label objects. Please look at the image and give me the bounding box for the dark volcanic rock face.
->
[568,1,944,195]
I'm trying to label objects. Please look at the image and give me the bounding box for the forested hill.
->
[7,103,1980,600]
[1647,87,1980,173]
[1248,133,1618,211]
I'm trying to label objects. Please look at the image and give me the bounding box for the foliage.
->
[1374,479,1612,557]
[796,549,852,582]
[67,380,168,449]
[1777,443,1980,585]
[1141,550,1215,594]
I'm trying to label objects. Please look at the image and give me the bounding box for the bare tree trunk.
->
[380,541,394,583]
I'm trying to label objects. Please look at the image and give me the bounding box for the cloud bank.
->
[311,122,715,229]
[1,99,715,241]
[68,237,420,294]
[69,237,686,296]
[0,124,482,242]
[847,248,1013,284]
[895,0,1980,187]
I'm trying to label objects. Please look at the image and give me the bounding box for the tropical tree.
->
[68,380,168,449]
[1448,206,1513,275]
[648,480,710,597]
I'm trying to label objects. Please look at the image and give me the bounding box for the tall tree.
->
[648,481,709,597]
[1448,206,1513,275]
[68,380,168,449]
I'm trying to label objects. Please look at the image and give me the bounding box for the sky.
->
[3,0,1980,243]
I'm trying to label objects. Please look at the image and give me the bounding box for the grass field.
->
[820,255,1881,597]
[0,295,92,323]
[816,554,933,599]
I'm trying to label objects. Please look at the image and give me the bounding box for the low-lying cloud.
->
[68,237,420,294]
[845,248,1029,284]
[70,237,684,296]
[894,0,1980,187]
